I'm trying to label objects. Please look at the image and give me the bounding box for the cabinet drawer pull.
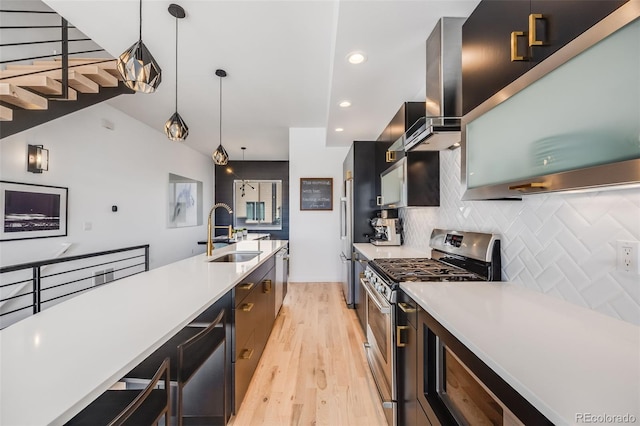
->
[238,282,254,291]
[240,348,254,360]
[263,279,272,293]
[398,302,417,313]
[510,31,528,61]
[529,13,546,46]
[508,182,547,191]
[386,150,396,163]
[241,303,254,312]
[396,325,409,348]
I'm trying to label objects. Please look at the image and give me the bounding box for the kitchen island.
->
[0,239,287,426]
[403,281,640,425]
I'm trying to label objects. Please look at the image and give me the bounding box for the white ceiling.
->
[44,0,479,161]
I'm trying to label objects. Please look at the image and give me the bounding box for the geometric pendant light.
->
[117,0,162,93]
[212,69,229,165]
[164,3,188,141]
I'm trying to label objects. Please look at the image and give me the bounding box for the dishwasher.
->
[274,245,289,317]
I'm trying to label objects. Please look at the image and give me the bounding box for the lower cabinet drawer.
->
[234,290,262,360]
[234,330,260,413]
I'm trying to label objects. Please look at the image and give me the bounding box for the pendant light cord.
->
[219,75,223,147]
[138,0,142,41]
[175,16,178,112]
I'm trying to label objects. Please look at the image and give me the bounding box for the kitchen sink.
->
[207,251,262,263]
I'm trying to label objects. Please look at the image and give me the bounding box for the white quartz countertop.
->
[0,240,288,426]
[353,243,430,261]
[402,281,640,426]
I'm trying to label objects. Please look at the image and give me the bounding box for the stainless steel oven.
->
[361,272,395,426]
[364,229,503,426]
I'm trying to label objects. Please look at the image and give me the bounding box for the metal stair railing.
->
[0,6,111,100]
[0,244,150,330]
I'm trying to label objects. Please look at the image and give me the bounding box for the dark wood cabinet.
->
[396,290,419,426]
[381,152,440,208]
[378,102,425,164]
[462,0,629,115]
[232,256,276,413]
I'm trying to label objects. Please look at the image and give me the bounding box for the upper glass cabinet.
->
[233,179,282,230]
[462,12,640,199]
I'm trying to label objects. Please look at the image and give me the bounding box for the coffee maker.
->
[369,210,402,246]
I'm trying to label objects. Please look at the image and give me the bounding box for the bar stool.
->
[66,357,170,426]
[124,309,226,425]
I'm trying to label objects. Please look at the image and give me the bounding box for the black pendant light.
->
[212,69,229,165]
[117,0,162,93]
[164,4,188,141]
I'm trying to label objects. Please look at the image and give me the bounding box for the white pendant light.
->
[212,69,229,165]
[164,4,188,141]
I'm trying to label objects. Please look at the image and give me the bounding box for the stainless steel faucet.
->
[207,203,233,256]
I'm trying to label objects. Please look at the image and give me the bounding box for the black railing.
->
[0,245,150,330]
[0,7,110,100]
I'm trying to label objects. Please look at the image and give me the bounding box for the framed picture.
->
[0,181,68,241]
[300,177,333,211]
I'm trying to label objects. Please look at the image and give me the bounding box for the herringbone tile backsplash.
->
[401,149,640,325]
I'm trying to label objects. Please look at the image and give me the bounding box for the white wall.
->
[401,149,640,325]
[0,103,213,269]
[289,128,348,282]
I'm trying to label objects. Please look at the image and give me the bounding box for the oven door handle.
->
[361,277,390,314]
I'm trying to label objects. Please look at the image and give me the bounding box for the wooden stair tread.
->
[50,58,122,79]
[0,75,62,95]
[6,64,117,88]
[0,69,99,94]
[0,83,48,110]
[0,105,13,121]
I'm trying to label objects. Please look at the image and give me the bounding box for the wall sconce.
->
[27,144,49,173]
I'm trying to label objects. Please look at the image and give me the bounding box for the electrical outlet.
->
[616,240,639,274]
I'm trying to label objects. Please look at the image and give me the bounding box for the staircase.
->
[0,4,133,139]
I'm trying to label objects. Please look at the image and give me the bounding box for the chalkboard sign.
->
[300,178,333,211]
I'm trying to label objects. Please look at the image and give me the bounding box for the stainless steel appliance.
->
[361,228,501,426]
[404,17,465,152]
[340,141,392,308]
[274,245,289,317]
[370,218,402,246]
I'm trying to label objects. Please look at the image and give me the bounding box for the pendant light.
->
[212,69,229,165]
[164,4,188,141]
[117,0,162,93]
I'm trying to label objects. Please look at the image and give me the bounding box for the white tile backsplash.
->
[400,149,640,325]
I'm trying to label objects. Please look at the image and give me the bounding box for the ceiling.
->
[44,0,480,161]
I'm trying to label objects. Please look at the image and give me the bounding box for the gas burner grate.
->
[370,258,481,283]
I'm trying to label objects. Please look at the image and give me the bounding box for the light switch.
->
[83,222,92,231]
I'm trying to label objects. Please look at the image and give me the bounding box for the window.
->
[246,201,265,222]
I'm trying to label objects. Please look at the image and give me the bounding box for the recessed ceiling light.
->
[347,51,366,64]
[339,100,352,108]
[335,128,344,132]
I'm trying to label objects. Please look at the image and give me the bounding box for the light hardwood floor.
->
[229,282,388,426]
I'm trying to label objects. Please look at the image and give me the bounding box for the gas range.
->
[365,229,501,302]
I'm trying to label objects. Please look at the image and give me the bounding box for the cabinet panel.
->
[464,17,640,198]
[234,330,260,413]
[397,290,418,426]
[380,152,440,208]
[529,0,628,63]
[462,0,629,116]
[462,0,531,115]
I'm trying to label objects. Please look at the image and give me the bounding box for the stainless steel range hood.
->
[405,17,465,151]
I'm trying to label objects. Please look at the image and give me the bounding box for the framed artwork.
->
[168,173,203,228]
[300,177,333,211]
[0,181,68,241]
